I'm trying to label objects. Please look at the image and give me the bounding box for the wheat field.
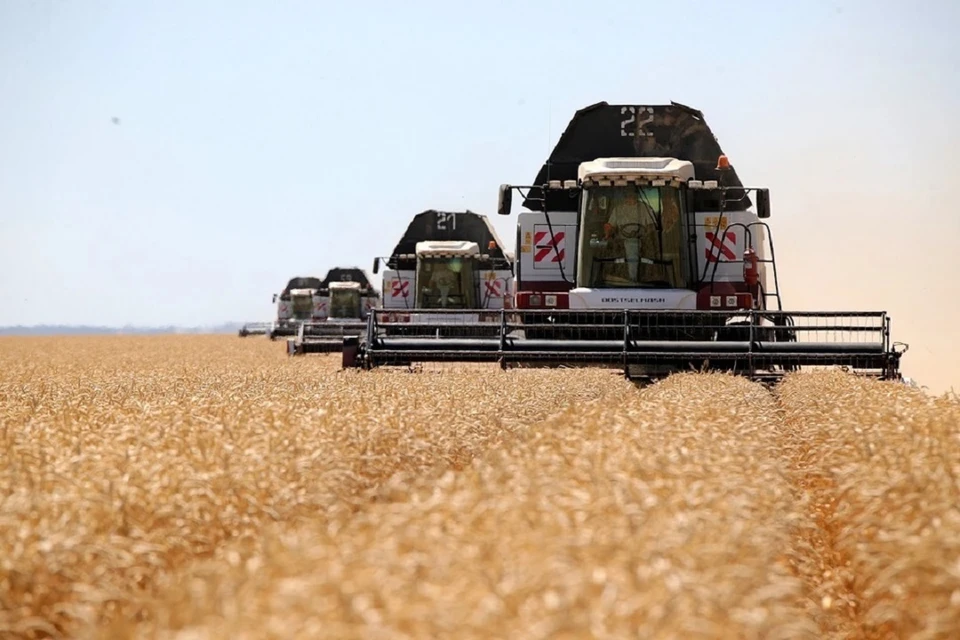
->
[1,335,958,639]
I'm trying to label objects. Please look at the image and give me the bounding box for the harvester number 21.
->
[436,211,457,231]
[620,106,654,137]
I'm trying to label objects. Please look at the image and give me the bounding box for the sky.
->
[1,0,958,391]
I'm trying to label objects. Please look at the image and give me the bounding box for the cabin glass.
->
[416,256,477,309]
[576,185,687,289]
[291,293,314,319]
[329,289,361,319]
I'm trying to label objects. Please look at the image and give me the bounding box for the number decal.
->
[620,106,635,137]
[620,106,654,138]
[635,107,654,135]
[436,211,457,231]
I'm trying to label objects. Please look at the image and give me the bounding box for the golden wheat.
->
[1,336,957,639]
[777,371,960,639]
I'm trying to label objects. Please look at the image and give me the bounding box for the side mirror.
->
[497,184,513,216]
[372,257,380,274]
[272,293,278,303]
[756,189,771,219]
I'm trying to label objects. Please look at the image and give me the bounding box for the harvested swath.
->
[777,370,960,639]
[0,336,630,638]
[135,373,819,639]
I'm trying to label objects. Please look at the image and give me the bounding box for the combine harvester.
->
[265,276,325,340]
[238,275,322,338]
[367,209,514,340]
[344,102,908,383]
[238,321,272,337]
[286,267,380,355]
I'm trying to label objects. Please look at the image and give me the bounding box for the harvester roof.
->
[318,267,376,296]
[281,276,323,295]
[385,210,512,270]
[329,280,362,291]
[523,101,750,212]
[415,240,481,257]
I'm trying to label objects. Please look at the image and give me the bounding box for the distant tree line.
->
[0,323,245,336]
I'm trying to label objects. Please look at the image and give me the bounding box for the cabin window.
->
[330,289,361,318]
[291,294,314,318]
[577,185,686,289]
[416,257,477,309]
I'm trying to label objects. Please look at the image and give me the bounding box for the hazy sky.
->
[1,0,958,390]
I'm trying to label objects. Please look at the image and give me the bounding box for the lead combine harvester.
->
[344,102,908,382]
[364,210,514,342]
[286,267,379,355]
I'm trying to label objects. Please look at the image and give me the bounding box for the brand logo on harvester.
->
[601,297,667,304]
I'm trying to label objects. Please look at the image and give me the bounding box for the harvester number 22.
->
[620,106,654,138]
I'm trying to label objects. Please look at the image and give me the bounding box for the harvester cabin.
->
[286,289,317,319]
[414,240,482,309]
[274,276,323,320]
[314,267,379,320]
[327,281,364,319]
[575,157,694,291]
[375,210,514,311]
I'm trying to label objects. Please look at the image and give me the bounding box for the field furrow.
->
[776,371,960,639]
